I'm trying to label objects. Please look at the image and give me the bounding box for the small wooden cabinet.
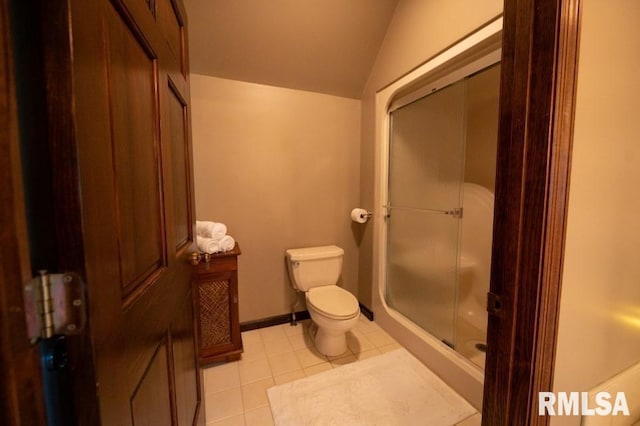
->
[192,243,242,365]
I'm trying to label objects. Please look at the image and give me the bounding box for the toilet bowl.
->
[286,245,360,356]
[306,286,360,355]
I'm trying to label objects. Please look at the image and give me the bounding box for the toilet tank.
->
[285,245,344,291]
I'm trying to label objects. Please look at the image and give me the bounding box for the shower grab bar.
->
[384,205,462,218]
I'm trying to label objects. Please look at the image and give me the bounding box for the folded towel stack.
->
[196,220,236,254]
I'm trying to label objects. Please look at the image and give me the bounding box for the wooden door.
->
[32,0,201,424]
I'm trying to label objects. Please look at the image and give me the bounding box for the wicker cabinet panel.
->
[199,279,231,348]
[193,244,242,365]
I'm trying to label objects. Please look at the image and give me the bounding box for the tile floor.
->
[202,315,481,426]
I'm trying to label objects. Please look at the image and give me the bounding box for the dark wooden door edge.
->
[482,0,581,424]
[0,1,47,423]
[40,1,102,423]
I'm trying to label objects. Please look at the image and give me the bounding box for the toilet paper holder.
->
[351,208,373,223]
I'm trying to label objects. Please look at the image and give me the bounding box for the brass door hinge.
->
[23,271,86,343]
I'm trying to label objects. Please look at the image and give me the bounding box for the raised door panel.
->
[105,2,166,301]
[157,0,185,74]
[130,340,173,426]
[172,293,200,425]
[168,80,192,252]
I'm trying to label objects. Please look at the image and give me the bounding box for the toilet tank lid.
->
[286,245,344,261]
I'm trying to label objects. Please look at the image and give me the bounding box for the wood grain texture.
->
[0,1,47,423]
[482,0,581,424]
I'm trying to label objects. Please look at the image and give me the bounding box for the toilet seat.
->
[306,286,359,320]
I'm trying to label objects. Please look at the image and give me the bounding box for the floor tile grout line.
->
[205,318,402,426]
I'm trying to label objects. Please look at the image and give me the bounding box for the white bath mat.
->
[267,348,477,426]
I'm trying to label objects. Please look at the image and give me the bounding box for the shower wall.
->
[457,64,500,368]
[464,65,500,193]
[358,0,504,308]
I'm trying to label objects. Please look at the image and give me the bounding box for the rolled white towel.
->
[196,220,227,239]
[196,236,220,254]
[217,235,235,252]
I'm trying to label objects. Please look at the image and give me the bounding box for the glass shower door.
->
[385,80,466,346]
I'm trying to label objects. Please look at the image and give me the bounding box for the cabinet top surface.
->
[193,242,241,272]
[207,242,241,258]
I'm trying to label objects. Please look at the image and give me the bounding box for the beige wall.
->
[190,75,361,322]
[358,0,503,307]
[552,0,640,424]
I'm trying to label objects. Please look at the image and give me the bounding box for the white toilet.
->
[285,245,360,356]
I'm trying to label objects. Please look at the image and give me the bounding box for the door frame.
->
[482,0,581,424]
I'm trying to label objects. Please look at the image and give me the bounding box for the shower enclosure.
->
[384,64,500,368]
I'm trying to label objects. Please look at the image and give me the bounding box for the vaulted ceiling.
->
[184,0,399,99]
